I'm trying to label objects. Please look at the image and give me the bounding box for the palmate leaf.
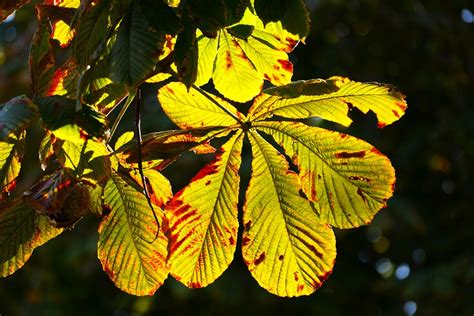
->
[0,199,62,277]
[97,172,168,296]
[249,77,407,127]
[243,130,336,296]
[166,132,243,288]
[195,7,299,102]
[254,121,395,228]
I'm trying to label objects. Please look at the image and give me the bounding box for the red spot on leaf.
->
[165,86,175,94]
[297,284,305,293]
[169,230,193,254]
[370,147,383,156]
[47,67,67,96]
[173,208,197,228]
[392,110,400,118]
[273,64,280,70]
[340,133,349,139]
[285,37,299,51]
[188,281,202,288]
[377,122,387,128]
[357,188,367,203]
[229,236,235,246]
[335,151,366,159]
[264,73,271,81]
[395,101,407,111]
[103,261,115,279]
[165,34,174,50]
[277,59,293,72]
[225,51,233,70]
[79,129,89,141]
[348,176,371,182]
[254,253,265,265]
[294,272,299,281]
[190,150,223,182]
[242,237,251,246]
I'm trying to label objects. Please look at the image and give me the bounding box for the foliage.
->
[0,0,406,297]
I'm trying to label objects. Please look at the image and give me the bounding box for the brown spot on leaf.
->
[357,188,367,203]
[165,86,175,94]
[370,147,383,156]
[229,236,235,246]
[348,176,371,182]
[225,51,233,70]
[242,237,251,246]
[205,180,211,186]
[340,133,349,139]
[335,151,366,159]
[264,73,271,81]
[102,204,112,216]
[254,252,265,265]
[392,110,400,118]
[278,255,284,261]
[297,284,305,293]
[294,272,299,281]
[103,261,115,279]
[395,101,407,111]
[391,182,396,192]
[244,220,251,231]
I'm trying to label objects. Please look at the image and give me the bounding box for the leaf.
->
[73,0,113,67]
[97,172,168,296]
[242,130,336,297]
[0,132,25,196]
[174,21,198,88]
[248,77,407,128]
[129,169,172,209]
[0,0,29,21]
[116,129,217,167]
[158,82,244,129]
[111,1,165,86]
[0,199,62,277]
[27,171,91,228]
[0,96,37,140]
[88,184,104,216]
[254,121,395,228]
[138,0,181,36]
[34,96,107,142]
[213,30,262,103]
[55,139,112,184]
[29,22,55,98]
[166,132,243,287]
[254,0,310,38]
[46,58,78,97]
[194,31,218,86]
[39,134,54,171]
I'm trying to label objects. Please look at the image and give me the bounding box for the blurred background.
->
[1,0,473,315]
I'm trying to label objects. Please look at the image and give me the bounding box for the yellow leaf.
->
[166,132,243,288]
[243,130,336,297]
[248,77,407,128]
[255,121,395,228]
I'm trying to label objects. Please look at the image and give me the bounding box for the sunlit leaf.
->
[249,77,407,127]
[0,132,25,196]
[255,121,395,228]
[129,169,172,209]
[242,130,336,297]
[39,134,54,171]
[0,199,62,277]
[166,132,243,287]
[0,96,37,140]
[97,172,168,296]
[158,82,243,129]
[55,139,112,184]
[195,30,217,86]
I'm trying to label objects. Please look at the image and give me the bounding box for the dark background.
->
[1,0,473,315]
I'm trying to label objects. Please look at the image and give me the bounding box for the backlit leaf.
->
[0,132,25,196]
[249,77,407,128]
[97,172,168,296]
[29,22,55,98]
[254,121,395,228]
[242,130,336,297]
[166,132,243,287]
[129,169,172,209]
[158,82,243,129]
[0,96,37,140]
[0,199,62,277]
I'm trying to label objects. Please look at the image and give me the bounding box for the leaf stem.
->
[108,91,136,142]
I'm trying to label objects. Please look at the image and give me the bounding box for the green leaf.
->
[0,199,62,277]
[129,168,172,209]
[243,130,336,297]
[0,96,37,140]
[249,77,407,128]
[166,132,243,287]
[35,96,107,142]
[29,22,55,98]
[158,82,244,129]
[73,0,113,66]
[97,172,169,296]
[111,1,165,86]
[0,132,25,196]
[139,0,181,35]
[55,139,112,184]
[174,22,198,88]
[254,0,310,38]
[254,121,395,228]
[195,31,218,86]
